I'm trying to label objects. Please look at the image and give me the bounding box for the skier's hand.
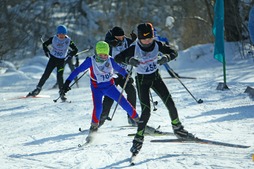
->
[68,51,76,57]
[44,51,50,58]
[43,47,50,58]
[109,39,119,47]
[157,55,170,65]
[128,57,139,67]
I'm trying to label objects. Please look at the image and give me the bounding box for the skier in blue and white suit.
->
[61,41,139,133]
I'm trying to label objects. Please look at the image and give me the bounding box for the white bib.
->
[134,42,159,74]
[51,35,71,59]
[91,56,114,83]
[111,38,130,71]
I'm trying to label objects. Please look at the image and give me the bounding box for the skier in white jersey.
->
[114,22,194,156]
[27,25,78,101]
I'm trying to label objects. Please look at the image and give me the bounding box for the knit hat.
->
[137,23,154,39]
[96,41,110,55]
[57,25,67,34]
[111,26,124,36]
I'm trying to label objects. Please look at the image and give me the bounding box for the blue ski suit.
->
[65,55,139,124]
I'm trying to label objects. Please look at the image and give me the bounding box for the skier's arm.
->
[42,37,53,57]
[157,41,178,60]
[68,41,78,57]
[111,58,128,77]
[66,57,91,82]
[114,45,135,65]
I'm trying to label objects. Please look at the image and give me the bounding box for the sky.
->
[0,42,253,169]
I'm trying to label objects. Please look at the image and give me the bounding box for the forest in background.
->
[0,0,253,63]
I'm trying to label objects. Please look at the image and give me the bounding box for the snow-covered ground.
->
[0,42,253,169]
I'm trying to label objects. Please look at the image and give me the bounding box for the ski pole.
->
[40,37,44,43]
[166,64,203,104]
[149,90,158,111]
[76,46,93,55]
[65,46,93,61]
[107,66,133,121]
[53,70,88,102]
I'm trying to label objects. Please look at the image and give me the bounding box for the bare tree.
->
[0,0,252,62]
[224,0,242,41]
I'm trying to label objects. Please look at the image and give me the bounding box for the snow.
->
[0,42,254,169]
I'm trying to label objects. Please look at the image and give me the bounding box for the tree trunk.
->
[224,0,242,41]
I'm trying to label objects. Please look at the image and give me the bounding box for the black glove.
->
[157,55,170,65]
[128,77,134,83]
[128,57,139,67]
[68,50,76,58]
[130,30,137,41]
[43,47,50,58]
[61,80,71,94]
[75,56,79,67]
[109,39,119,47]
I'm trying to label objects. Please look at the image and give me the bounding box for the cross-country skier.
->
[114,22,194,156]
[99,26,137,127]
[61,41,140,137]
[27,25,78,101]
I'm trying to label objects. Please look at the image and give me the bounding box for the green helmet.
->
[96,41,109,55]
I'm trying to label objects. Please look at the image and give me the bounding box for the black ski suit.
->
[38,36,78,90]
[99,31,137,126]
[114,40,179,134]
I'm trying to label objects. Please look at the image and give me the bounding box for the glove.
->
[128,77,134,83]
[68,50,76,57]
[43,47,50,58]
[109,39,119,47]
[130,30,137,41]
[61,80,71,95]
[75,56,79,67]
[157,55,170,65]
[128,57,139,67]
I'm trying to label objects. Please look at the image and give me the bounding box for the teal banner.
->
[213,0,225,63]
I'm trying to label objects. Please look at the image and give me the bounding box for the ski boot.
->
[128,115,137,127]
[130,133,144,156]
[27,86,41,97]
[86,123,98,143]
[172,122,195,140]
[59,90,67,102]
[60,94,67,102]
